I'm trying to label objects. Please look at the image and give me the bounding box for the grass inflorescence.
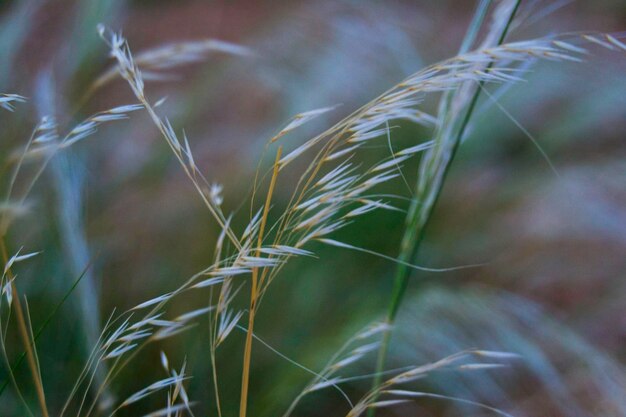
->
[0,1,625,416]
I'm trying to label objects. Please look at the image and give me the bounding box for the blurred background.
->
[1,0,625,416]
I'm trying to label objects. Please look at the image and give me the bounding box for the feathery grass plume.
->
[0,94,144,410]
[388,287,626,416]
[58,204,283,415]
[96,21,624,415]
[89,37,250,96]
[345,349,519,417]
[2,103,142,222]
[1,86,148,416]
[98,24,243,251]
[23,103,144,155]
[367,21,625,417]
[107,353,193,416]
[282,322,391,417]
[2,73,212,413]
[0,93,50,417]
[0,8,616,416]
[97,27,302,416]
[36,70,121,412]
[1,115,59,235]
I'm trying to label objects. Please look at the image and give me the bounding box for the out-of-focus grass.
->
[0,1,625,416]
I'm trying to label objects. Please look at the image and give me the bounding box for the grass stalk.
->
[0,236,50,417]
[211,347,223,417]
[369,0,521,411]
[0,260,93,397]
[239,146,283,417]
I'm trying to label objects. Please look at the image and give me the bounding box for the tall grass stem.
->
[369,1,521,414]
[239,146,283,417]
[0,236,50,417]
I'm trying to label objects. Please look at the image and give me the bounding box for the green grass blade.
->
[369,0,522,412]
[0,259,95,397]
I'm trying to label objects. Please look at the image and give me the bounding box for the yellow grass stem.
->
[239,145,283,417]
[0,236,49,417]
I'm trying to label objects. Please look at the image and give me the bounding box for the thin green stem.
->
[0,260,93,396]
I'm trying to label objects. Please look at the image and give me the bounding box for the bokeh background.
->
[1,0,625,416]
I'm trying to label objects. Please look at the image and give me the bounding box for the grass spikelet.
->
[104,343,138,360]
[131,293,175,311]
[0,93,26,112]
[3,248,40,274]
[119,375,187,407]
[272,105,340,143]
[344,348,520,416]
[100,26,243,251]
[90,34,250,95]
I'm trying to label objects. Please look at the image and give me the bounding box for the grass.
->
[0,1,625,416]
[369,3,522,409]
